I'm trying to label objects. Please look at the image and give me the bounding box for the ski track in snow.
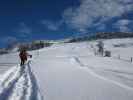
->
[72,56,133,91]
[0,61,43,100]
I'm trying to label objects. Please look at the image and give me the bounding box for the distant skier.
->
[19,49,32,66]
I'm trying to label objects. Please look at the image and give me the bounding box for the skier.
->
[19,49,32,66]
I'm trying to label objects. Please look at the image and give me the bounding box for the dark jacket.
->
[19,51,28,61]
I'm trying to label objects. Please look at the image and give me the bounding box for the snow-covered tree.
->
[97,41,104,56]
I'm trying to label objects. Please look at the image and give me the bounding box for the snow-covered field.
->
[0,38,133,100]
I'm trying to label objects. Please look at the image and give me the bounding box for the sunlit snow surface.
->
[0,38,133,100]
[0,60,43,100]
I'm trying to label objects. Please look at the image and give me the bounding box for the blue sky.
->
[0,0,133,48]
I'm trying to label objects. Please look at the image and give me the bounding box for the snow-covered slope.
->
[0,62,42,100]
[31,38,133,100]
[0,38,133,100]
